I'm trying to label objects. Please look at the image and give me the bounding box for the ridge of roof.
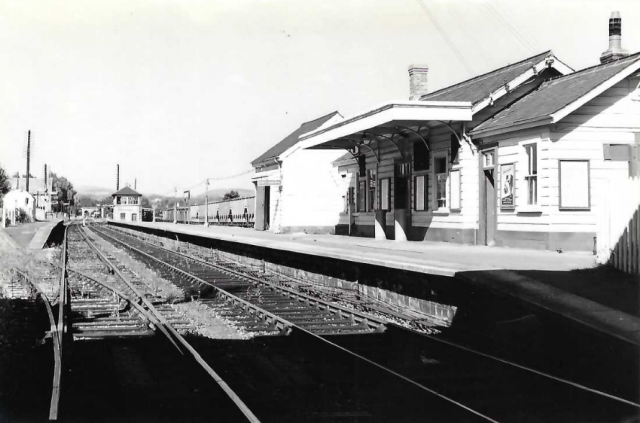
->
[251,111,341,166]
[537,50,640,85]
[470,52,640,136]
[420,50,553,102]
[112,186,142,196]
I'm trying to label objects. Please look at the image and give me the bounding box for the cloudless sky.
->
[1,0,639,197]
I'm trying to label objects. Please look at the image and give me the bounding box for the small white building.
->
[2,190,35,224]
[111,186,142,222]
[251,111,345,233]
[10,175,55,220]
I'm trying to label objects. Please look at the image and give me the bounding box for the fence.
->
[161,196,256,227]
[597,177,640,274]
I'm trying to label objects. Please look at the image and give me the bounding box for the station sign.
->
[257,179,281,186]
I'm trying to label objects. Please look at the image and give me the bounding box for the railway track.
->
[89,224,387,337]
[91,222,640,423]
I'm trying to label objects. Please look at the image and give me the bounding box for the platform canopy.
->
[297,101,472,150]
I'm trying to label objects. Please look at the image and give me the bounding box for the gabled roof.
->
[111,186,142,197]
[420,51,570,106]
[471,52,640,136]
[251,111,341,167]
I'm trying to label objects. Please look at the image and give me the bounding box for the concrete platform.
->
[108,220,640,346]
[2,220,63,249]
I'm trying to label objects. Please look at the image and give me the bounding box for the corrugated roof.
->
[420,51,556,105]
[471,52,640,135]
[251,111,340,166]
[112,186,142,196]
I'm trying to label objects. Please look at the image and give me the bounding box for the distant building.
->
[3,190,35,222]
[10,176,55,220]
[111,186,142,222]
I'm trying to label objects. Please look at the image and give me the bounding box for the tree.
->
[0,165,11,197]
[223,190,240,201]
[50,172,77,213]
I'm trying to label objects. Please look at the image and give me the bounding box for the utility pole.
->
[116,164,120,190]
[205,178,209,227]
[26,130,31,193]
[134,178,137,190]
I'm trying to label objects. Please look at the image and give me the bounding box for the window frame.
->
[432,152,449,210]
[524,143,538,206]
[559,159,591,210]
[413,174,428,211]
[367,168,377,212]
[380,178,391,211]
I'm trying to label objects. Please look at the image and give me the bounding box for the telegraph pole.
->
[26,130,31,193]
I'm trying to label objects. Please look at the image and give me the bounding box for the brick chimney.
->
[600,11,629,64]
[408,64,429,100]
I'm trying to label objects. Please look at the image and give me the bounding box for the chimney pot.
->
[600,11,629,64]
[408,64,429,100]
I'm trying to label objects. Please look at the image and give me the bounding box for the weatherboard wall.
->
[482,76,640,253]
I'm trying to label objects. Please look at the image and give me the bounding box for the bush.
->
[16,209,31,224]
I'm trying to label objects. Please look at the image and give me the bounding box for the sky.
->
[1,0,639,198]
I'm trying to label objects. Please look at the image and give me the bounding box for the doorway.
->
[264,186,271,230]
[479,148,497,246]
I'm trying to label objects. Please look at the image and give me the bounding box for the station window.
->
[367,169,377,211]
[524,144,537,205]
[116,196,122,205]
[120,213,125,220]
[414,175,428,211]
[131,213,137,221]
[358,179,366,212]
[434,157,448,209]
[380,179,390,211]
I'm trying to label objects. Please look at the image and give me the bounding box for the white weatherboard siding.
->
[486,76,640,252]
[278,149,346,231]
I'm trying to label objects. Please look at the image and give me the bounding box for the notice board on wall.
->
[559,160,590,210]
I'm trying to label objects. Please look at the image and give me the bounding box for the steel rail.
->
[103,225,386,331]
[48,223,68,420]
[96,225,503,423]
[107,224,640,407]
[65,267,166,338]
[12,268,62,421]
[91,226,294,334]
[74,225,183,354]
[80,226,262,423]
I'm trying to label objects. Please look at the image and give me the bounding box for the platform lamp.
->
[205,178,210,227]
[173,187,177,224]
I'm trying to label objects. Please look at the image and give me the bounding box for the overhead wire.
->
[494,0,543,52]
[481,1,538,54]
[446,1,496,70]
[415,0,476,76]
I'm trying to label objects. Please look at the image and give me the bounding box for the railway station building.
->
[298,51,573,243]
[251,111,345,233]
[111,186,143,222]
[298,13,639,260]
